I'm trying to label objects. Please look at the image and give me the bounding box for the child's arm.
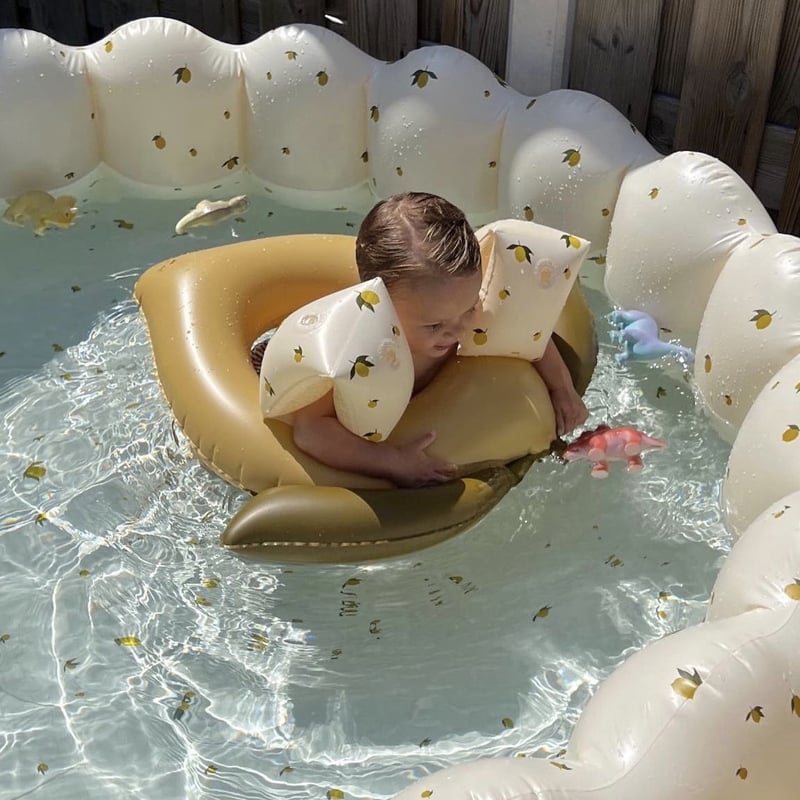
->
[292,392,457,487]
[533,338,589,437]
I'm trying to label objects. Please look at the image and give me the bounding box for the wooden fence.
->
[1,0,798,234]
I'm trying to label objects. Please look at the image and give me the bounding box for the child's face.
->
[391,272,482,360]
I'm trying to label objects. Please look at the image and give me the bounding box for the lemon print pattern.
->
[783,580,800,599]
[649,187,659,199]
[316,70,328,86]
[507,242,533,263]
[411,69,437,88]
[349,355,374,379]
[745,706,765,723]
[782,425,798,442]
[561,234,581,249]
[562,147,581,167]
[356,289,380,312]
[524,205,534,221]
[293,346,303,363]
[671,667,702,699]
[174,65,191,83]
[704,354,712,373]
[363,430,382,442]
[152,133,166,150]
[472,329,488,346]
[751,309,775,329]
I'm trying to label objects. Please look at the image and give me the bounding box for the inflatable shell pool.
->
[2,16,800,799]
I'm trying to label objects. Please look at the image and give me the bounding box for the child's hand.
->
[549,385,589,437]
[389,431,458,487]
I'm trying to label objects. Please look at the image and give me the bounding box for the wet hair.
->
[355,192,481,287]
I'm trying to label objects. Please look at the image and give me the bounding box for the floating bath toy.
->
[608,308,694,364]
[174,194,249,234]
[2,189,77,236]
[563,423,666,478]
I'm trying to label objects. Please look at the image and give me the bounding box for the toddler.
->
[261,192,588,486]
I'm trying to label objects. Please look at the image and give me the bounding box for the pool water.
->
[0,171,731,799]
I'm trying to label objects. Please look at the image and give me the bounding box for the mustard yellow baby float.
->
[135,220,596,562]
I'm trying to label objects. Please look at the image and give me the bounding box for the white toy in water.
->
[174,194,249,234]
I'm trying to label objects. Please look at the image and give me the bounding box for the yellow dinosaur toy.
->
[3,190,78,236]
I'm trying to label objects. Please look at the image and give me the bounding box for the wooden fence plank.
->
[418,0,441,43]
[778,128,800,234]
[28,0,89,44]
[650,92,796,211]
[506,0,575,95]
[91,0,159,37]
[440,0,464,48]
[768,0,800,127]
[569,0,663,131]
[345,0,417,61]
[462,0,509,77]
[157,0,241,41]
[652,0,694,96]
[673,0,787,184]
[0,3,20,28]
[257,0,326,31]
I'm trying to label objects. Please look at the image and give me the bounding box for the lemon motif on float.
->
[704,354,712,373]
[370,105,380,122]
[750,309,775,330]
[745,706,765,723]
[472,329,488,346]
[395,166,403,176]
[561,234,581,249]
[293,347,303,363]
[367,399,379,408]
[152,133,166,150]
[498,288,510,300]
[507,242,533,263]
[782,424,799,442]
[411,69,437,88]
[361,150,368,163]
[783,579,800,599]
[221,156,239,169]
[791,694,800,716]
[350,355,374,379]
[285,50,297,61]
[173,65,191,84]
[562,147,581,167]
[356,289,380,311]
[523,205,534,221]
[736,767,748,780]
[104,40,113,53]
[601,207,610,216]
[263,376,275,396]
[532,605,551,621]
[671,667,702,699]
[649,187,659,199]
[316,70,329,86]
[363,430,382,442]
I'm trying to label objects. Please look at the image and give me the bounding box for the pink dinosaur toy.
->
[563,424,666,478]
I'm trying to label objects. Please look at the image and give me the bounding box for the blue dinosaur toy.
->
[607,309,694,365]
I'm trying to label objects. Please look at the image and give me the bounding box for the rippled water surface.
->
[0,172,731,799]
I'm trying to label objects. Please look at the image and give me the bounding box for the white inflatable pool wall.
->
[2,17,800,799]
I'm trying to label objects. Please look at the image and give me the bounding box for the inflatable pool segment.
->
[3,16,800,800]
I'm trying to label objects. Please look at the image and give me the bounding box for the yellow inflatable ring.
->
[135,233,596,562]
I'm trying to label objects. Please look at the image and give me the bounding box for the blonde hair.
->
[355,192,481,287]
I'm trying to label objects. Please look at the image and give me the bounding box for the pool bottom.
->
[0,184,730,799]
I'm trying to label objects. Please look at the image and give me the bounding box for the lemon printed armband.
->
[459,219,590,359]
[260,277,414,442]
